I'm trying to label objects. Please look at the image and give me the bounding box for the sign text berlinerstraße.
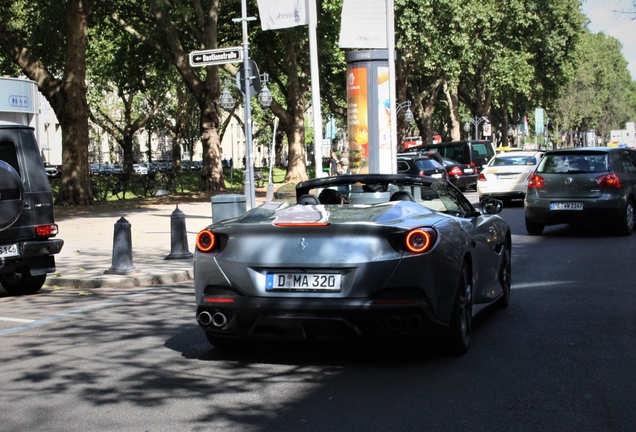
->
[189,48,243,67]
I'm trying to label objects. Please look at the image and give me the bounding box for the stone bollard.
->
[104,214,138,275]
[165,205,193,260]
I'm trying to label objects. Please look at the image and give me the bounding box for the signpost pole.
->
[233,0,257,209]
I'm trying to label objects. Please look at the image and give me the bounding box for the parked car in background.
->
[524,147,636,235]
[139,162,159,174]
[194,174,511,355]
[397,154,447,179]
[43,162,60,178]
[403,140,496,172]
[441,158,478,191]
[112,164,124,174]
[133,163,148,175]
[478,151,544,203]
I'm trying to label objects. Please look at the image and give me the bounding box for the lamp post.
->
[396,101,414,123]
[219,72,272,209]
[465,116,489,140]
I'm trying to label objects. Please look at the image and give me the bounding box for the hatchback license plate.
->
[0,243,19,258]
[550,202,583,210]
[266,273,342,291]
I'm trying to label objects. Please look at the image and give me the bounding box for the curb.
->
[45,269,194,289]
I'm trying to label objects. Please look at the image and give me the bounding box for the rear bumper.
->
[524,198,624,225]
[196,295,443,341]
[0,239,64,275]
[449,175,477,189]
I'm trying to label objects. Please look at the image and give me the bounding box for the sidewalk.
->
[45,201,217,289]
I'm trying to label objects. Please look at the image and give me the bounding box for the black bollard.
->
[165,205,193,260]
[104,214,138,275]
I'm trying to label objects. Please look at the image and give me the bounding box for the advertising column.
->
[345,50,390,174]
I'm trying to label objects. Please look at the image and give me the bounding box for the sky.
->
[581,0,636,79]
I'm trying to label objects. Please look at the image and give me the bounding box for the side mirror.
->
[480,198,503,214]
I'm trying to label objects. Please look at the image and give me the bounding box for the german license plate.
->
[431,173,443,178]
[550,202,583,210]
[464,168,474,174]
[266,273,342,291]
[0,243,18,258]
[498,174,517,179]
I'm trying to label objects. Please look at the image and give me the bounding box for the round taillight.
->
[196,229,216,252]
[405,228,434,253]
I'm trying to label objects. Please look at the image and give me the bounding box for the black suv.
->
[0,125,64,295]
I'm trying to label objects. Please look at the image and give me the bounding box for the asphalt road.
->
[1,196,636,431]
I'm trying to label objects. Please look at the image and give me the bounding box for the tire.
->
[446,263,472,355]
[497,239,512,309]
[617,199,635,236]
[0,160,24,231]
[525,216,545,235]
[0,267,46,295]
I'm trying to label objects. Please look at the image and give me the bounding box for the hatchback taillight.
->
[527,174,545,189]
[478,173,487,182]
[594,173,622,188]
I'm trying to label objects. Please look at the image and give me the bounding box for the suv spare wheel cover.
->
[0,160,24,230]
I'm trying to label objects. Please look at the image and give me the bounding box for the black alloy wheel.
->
[617,199,635,236]
[497,239,512,309]
[446,263,472,355]
[0,267,47,295]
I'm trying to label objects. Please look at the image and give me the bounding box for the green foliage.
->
[551,29,636,140]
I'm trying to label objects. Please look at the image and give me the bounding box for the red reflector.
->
[35,224,58,237]
[203,297,235,303]
[274,222,329,227]
[373,300,416,305]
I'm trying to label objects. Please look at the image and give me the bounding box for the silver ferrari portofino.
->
[194,174,511,355]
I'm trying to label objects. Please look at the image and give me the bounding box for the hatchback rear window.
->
[538,154,608,173]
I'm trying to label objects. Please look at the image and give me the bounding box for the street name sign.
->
[189,47,243,67]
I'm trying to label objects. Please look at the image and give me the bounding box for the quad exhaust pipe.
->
[197,311,228,327]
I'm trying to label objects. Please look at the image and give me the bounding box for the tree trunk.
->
[56,0,92,205]
[199,97,225,192]
[444,81,462,141]
[0,0,92,205]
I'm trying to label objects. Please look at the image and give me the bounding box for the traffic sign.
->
[189,47,243,67]
[236,60,261,97]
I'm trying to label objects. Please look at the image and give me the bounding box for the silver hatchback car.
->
[524,147,636,235]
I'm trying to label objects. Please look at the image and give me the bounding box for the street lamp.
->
[219,72,272,208]
[465,116,489,140]
[396,101,414,123]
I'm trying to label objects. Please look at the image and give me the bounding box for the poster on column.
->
[347,67,368,174]
[339,0,387,48]
[377,66,392,173]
